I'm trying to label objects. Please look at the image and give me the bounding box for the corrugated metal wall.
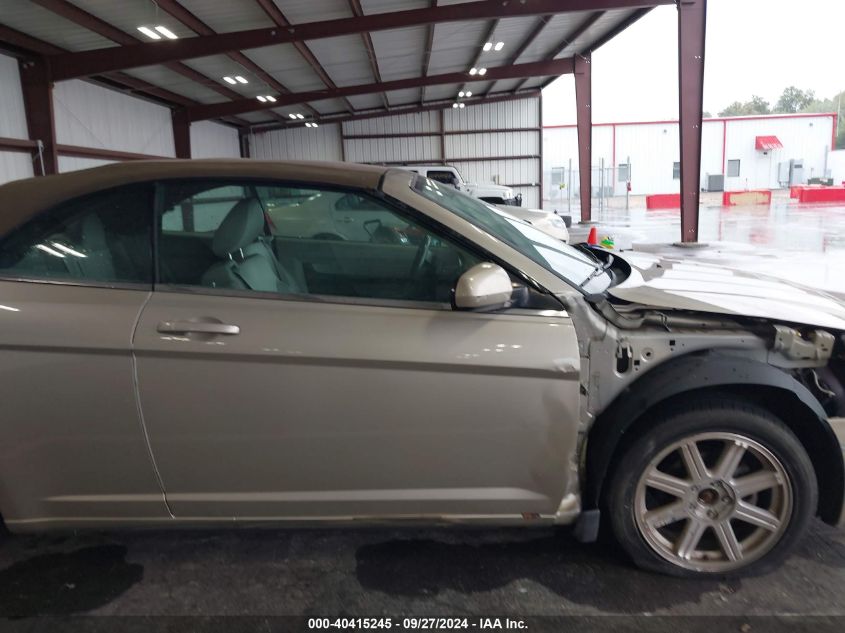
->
[0,53,34,185]
[0,53,240,184]
[53,80,177,159]
[248,96,542,207]
[444,98,541,208]
[251,123,343,161]
[190,121,241,159]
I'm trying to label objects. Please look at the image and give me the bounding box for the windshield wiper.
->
[572,242,603,265]
[579,253,614,288]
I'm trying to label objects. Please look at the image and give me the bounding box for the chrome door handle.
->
[157,321,240,335]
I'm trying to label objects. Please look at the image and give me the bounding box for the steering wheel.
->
[410,234,433,280]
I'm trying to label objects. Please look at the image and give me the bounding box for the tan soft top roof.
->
[0,159,390,236]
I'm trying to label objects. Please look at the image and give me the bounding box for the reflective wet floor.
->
[568,198,845,295]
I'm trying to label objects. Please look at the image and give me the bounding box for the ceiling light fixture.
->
[234,76,248,84]
[289,113,298,119]
[478,67,487,76]
[154,26,178,40]
[465,91,473,97]
[459,103,465,109]
[494,41,504,51]
[223,76,237,84]
[458,91,465,98]
[265,95,277,102]
[256,96,267,102]
[469,67,478,75]
[137,26,161,40]
[483,42,493,52]
[312,122,318,128]
[305,122,312,127]
[295,113,304,119]
[452,103,459,109]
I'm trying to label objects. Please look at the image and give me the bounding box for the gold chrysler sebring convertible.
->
[0,160,844,578]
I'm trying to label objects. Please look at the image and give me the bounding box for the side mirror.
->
[453,263,513,311]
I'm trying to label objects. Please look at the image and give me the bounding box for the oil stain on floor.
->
[0,544,142,617]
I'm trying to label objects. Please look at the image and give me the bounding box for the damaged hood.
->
[608,251,845,330]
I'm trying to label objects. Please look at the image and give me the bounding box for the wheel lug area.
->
[685,480,737,522]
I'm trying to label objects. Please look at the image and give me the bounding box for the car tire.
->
[606,395,817,577]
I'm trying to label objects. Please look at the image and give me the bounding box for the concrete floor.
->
[1,520,845,621]
[4,196,845,630]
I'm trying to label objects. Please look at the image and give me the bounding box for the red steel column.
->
[677,0,707,242]
[574,53,592,222]
[18,58,58,176]
[238,128,251,158]
[173,108,192,158]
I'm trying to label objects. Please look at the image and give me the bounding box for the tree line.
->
[712,86,844,148]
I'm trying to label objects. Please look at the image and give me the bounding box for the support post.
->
[574,54,592,223]
[18,58,58,176]
[677,0,707,243]
[173,108,192,158]
[238,128,251,158]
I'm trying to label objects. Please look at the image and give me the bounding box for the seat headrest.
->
[212,198,265,258]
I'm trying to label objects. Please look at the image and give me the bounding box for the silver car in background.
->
[0,159,843,578]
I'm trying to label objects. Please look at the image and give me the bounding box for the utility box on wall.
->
[778,159,804,187]
[704,173,724,192]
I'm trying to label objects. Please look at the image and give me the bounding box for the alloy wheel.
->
[633,432,793,572]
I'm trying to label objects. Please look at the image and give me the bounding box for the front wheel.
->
[606,397,817,577]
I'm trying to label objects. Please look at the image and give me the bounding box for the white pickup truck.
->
[402,164,569,242]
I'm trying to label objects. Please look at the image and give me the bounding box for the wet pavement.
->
[569,198,845,294]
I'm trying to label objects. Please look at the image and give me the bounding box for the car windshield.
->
[411,176,610,293]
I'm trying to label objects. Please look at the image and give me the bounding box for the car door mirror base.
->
[452,263,514,311]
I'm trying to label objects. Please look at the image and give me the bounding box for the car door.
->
[0,183,170,528]
[133,178,581,520]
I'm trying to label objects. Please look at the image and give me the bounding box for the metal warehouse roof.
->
[0,0,672,129]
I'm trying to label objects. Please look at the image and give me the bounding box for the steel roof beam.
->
[2,9,249,126]
[456,19,499,98]
[512,10,604,93]
[152,0,293,123]
[485,15,552,95]
[419,1,438,105]
[255,0,355,114]
[538,7,652,91]
[188,57,575,121]
[47,0,671,80]
[251,91,542,132]
[29,0,263,111]
[348,0,390,111]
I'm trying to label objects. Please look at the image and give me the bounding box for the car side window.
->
[0,184,153,285]
[156,179,483,305]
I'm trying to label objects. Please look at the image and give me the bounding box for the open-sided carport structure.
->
[0,0,706,241]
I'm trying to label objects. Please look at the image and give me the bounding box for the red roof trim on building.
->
[755,135,783,150]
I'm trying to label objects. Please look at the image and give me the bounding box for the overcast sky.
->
[542,0,845,125]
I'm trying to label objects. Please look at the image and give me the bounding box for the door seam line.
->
[130,290,174,518]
